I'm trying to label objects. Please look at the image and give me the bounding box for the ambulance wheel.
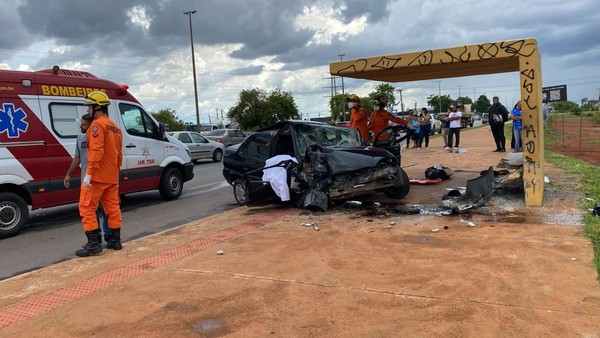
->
[233,179,249,205]
[159,167,183,200]
[384,168,410,199]
[212,149,223,162]
[0,192,28,239]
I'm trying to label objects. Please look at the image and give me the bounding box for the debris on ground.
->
[441,167,494,213]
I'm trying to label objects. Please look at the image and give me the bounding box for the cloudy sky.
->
[1,0,598,124]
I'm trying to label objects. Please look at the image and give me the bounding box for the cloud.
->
[229,65,264,76]
[2,0,598,122]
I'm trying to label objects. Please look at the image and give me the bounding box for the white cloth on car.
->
[262,155,298,202]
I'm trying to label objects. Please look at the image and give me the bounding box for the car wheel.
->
[212,149,223,162]
[233,179,250,205]
[383,168,410,199]
[0,192,28,239]
[159,167,183,200]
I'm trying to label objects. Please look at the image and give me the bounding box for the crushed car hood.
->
[303,144,396,175]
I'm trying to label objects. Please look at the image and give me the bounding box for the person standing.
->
[442,106,452,150]
[64,115,111,243]
[447,106,462,153]
[511,101,523,152]
[347,94,369,143]
[76,91,123,257]
[488,96,509,152]
[369,96,408,143]
[417,107,431,149]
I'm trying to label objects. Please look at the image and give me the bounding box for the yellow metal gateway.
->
[330,38,544,206]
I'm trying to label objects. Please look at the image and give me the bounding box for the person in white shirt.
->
[447,106,462,153]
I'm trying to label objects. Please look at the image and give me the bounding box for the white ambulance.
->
[0,66,194,238]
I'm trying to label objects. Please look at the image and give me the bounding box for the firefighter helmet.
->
[372,96,388,107]
[346,94,360,102]
[84,91,110,106]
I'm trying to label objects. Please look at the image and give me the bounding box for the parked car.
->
[168,131,225,163]
[482,113,489,124]
[222,121,410,210]
[204,129,247,147]
[429,114,443,135]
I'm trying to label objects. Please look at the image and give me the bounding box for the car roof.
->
[256,120,326,132]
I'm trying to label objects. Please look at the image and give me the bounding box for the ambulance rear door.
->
[115,102,165,193]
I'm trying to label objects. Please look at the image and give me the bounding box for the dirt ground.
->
[1,126,599,337]
[549,117,600,166]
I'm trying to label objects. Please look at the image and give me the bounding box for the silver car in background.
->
[204,129,248,148]
[168,131,225,163]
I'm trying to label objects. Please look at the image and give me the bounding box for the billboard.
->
[542,85,567,103]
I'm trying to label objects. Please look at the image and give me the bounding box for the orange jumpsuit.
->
[370,109,408,143]
[350,106,369,142]
[79,114,123,232]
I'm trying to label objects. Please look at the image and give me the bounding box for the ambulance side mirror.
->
[158,122,167,141]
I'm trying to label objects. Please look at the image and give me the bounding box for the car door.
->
[235,133,278,204]
[175,132,200,161]
[231,129,246,145]
[118,103,165,193]
[189,132,212,160]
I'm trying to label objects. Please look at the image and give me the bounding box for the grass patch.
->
[544,148,600,278]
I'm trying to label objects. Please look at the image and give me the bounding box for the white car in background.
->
[429,114,443,135]
[168,131,225,163]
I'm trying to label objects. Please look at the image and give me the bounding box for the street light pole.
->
[397,89,404,114]
[458,85,461,98]
[438,81,442,114]
[338,53,346,121]
[183,10,200,131]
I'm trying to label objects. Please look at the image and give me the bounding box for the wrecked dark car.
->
[222,121,411,210]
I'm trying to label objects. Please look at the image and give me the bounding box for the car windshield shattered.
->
[292,123,363,157]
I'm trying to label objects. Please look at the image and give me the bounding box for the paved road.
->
[0,160,236,280]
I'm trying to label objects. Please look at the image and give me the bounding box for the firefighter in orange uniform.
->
[347,94,369,143]
[369,95,409,143]
[76,91,123,257]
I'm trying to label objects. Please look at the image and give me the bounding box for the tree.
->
[329,93,346,122]
[472,94,491,114]
[151,108,186,131]
[553,101,581,114]
[369,83,396,105]
[426,94,453,114]
[227,88,300,130]
[456,96,473,105]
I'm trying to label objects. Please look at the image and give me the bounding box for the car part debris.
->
[441,167,494,212]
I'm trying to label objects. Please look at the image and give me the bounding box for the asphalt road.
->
[0,160,236,280]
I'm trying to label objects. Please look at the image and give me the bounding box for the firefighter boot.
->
[106,228,122,250]
[75,230,102,257]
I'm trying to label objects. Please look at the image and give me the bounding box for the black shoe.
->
[500,149,506,152]
[493,149,501,152]
[76,230,102,257]
[106,228,122,250]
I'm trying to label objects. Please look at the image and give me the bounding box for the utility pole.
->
[397,89,404,113]
[338,53,346,121]
[458,85,461,98]
[183,10,200,131]
[438,81,442,114]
